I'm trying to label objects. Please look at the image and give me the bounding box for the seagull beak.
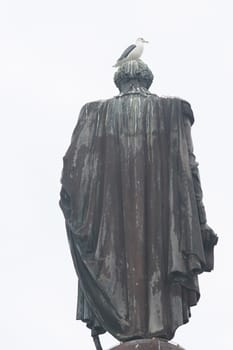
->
[143,40,149,43]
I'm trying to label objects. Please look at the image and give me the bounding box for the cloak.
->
[60,61,217,341]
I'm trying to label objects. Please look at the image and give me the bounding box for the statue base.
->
[110,338,185,350]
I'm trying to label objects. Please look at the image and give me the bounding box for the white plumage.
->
[113,38,148,67]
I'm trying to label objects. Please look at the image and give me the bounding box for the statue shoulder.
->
[180,99,195,125]
[78,99,110,120]
[80,100,104,114]
[159,97,195,125]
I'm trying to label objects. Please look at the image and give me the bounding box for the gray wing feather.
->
[117,44,136,61]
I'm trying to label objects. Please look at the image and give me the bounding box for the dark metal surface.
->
[60,60,217,344]
[111,338,185,350]
[92,335,103,350]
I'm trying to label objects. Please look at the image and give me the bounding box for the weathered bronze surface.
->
[111,338,184,350]
[60,60,217,346]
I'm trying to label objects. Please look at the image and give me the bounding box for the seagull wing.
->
[117,44,136,61]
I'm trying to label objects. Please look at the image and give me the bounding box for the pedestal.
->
[110,338,185,350]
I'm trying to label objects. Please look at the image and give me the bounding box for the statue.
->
[59,60,218,350]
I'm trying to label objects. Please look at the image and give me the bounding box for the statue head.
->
[114,60,154,94]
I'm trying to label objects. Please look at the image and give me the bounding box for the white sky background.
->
[0,0,232,349]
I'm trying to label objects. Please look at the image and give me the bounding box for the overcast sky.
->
[0,1,232,349]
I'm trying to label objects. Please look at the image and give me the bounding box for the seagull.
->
[113,38,149,67]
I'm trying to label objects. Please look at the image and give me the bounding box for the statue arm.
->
[182,102,218,248]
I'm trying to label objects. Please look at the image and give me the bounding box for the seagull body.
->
[113,38,148,67]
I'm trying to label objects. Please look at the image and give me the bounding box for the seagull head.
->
[136,38,149,44]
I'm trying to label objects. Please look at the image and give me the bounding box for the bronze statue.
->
[60,60,218,350]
